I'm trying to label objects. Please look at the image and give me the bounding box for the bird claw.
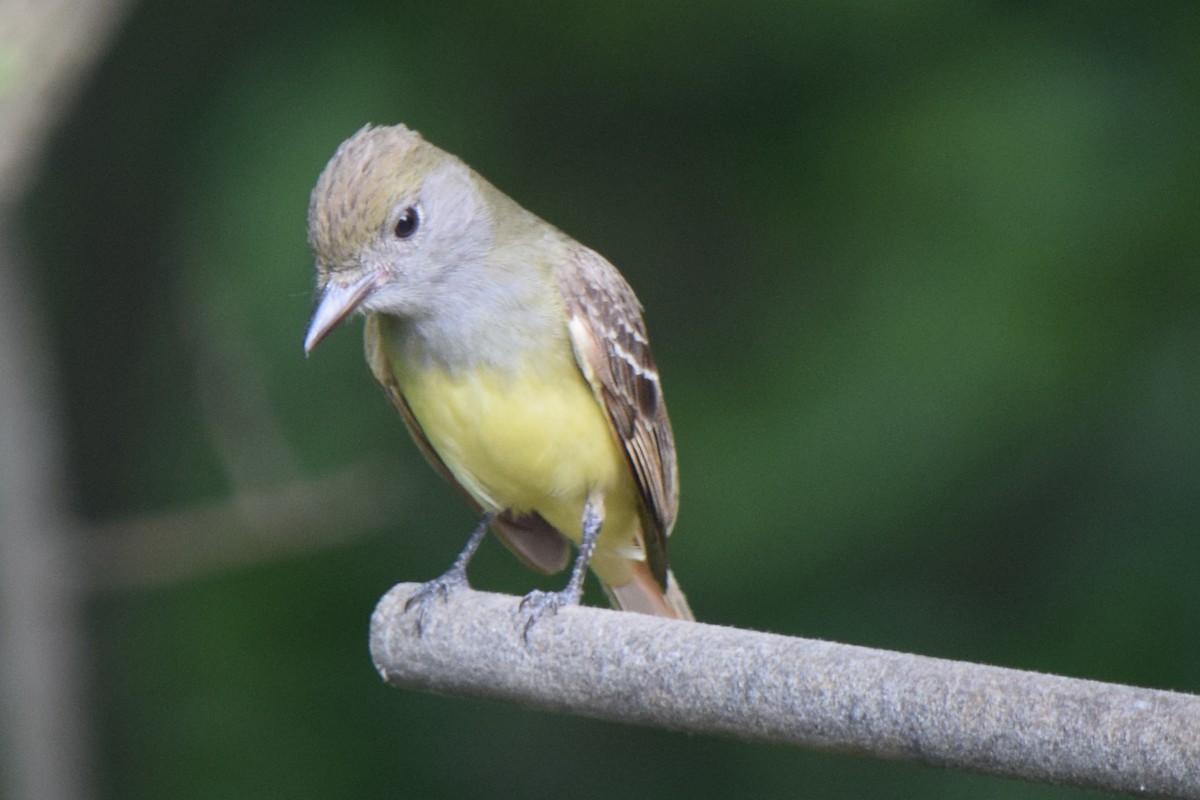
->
[516,587,581,642]
[404,569,468,634]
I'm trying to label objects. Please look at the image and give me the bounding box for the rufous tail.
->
[604,562,694,621]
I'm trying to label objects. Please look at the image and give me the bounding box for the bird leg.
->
[517,497,603,640]
[405,512,493,633]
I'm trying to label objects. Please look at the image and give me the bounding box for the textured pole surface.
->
[371,583,1200,798]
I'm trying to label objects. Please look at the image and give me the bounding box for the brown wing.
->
[556,244,679,589]
[363,316,570,574]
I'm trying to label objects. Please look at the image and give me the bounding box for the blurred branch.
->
[87,458,407,591]
[0,218,95,800]
[0,5,398,799]
[372,583,1200,799]
[0,0,132,205]
[0,1,134,799]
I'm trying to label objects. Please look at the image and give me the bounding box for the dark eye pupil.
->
[394,207,419,239]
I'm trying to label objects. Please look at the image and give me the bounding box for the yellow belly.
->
[390,342,639,558]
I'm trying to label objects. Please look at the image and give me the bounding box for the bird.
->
[303,124,692,632]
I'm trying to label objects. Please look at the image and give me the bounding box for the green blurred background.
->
[14,0,1200,797]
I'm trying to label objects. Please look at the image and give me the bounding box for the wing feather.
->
[556,244,679,589]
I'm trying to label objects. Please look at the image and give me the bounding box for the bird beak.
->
[304,269,383,355]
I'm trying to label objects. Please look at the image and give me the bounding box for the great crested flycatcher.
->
[304,124,692,628]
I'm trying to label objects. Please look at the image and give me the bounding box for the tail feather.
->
[604,563,694,621]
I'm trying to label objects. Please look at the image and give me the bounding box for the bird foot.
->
[404,568,469,634]
[516,586,582,642]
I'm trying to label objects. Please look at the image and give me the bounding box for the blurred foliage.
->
[17,0,1200,797]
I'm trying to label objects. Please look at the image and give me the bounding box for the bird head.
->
[303,124,495,354]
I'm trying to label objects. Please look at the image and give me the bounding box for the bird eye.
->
[394,206,420,239]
